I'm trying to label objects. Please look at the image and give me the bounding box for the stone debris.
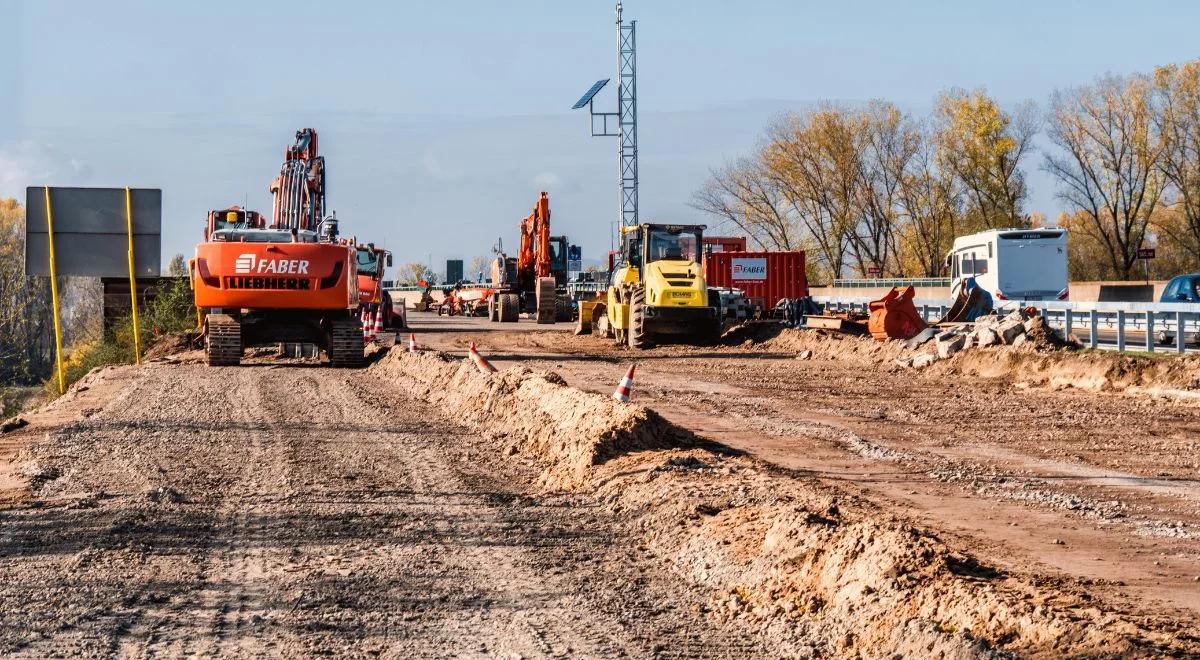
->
[935,332,966,359]
[894,308,1071,370]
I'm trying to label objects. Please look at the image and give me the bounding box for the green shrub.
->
[42,278,198,397]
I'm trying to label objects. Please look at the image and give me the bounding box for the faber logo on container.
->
[235,253,256,273]
[731,257,767,282]
[234,253,310,275]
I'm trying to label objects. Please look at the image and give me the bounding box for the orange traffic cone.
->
[612,363,636,402]
[468,341,498,373]
[373,307,384,337]
[408,333,418,353]
[361,307,370,339]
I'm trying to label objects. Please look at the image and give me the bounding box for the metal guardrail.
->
[829,277,951,288]
[813,296,1200,354]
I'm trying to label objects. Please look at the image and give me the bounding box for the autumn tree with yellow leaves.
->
[695,59,1200,283]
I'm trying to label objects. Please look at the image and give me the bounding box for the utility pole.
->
[572,2,640,230]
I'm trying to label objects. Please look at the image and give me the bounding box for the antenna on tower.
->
[572,2,639,230]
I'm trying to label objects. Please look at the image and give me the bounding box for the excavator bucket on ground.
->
[867,286,927,341]
[938,277,994,323]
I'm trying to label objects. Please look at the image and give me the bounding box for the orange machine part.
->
[358,273,381,305]
[517,192,552,286]
[867,286,927,341]
[193,241,356,311]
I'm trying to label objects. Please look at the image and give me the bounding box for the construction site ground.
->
[0,309,1198,656]
[412,314,1200,624]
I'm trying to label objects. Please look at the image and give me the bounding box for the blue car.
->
[1160,273,1200,303]
[1157,273,1200,344]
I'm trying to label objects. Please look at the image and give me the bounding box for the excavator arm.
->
[269,128,326,232]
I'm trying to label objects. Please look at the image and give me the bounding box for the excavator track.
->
[328,316,365,368]
[205,314,243,366]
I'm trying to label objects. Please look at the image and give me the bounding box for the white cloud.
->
[0,141,93,200]
[532,171,561,189]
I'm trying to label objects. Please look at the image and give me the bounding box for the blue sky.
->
[3,0,1199,274]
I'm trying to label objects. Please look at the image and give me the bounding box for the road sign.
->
[1137,248,1156,259]
[25,186,161,277]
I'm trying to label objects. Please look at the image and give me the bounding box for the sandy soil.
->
[413,312,1200,625]
[0,362,766,657]
[1,311,1197,656]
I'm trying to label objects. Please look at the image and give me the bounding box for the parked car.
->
[1157,273,1200,345]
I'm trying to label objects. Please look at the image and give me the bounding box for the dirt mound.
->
[734,321,1200,397]
[370,349,692,488]
[143,332,197,360]
[745,327,911,366]
[372,346,1197,657]
[943,345,1200,394]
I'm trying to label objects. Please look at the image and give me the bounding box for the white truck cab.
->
[946,228,1069,302]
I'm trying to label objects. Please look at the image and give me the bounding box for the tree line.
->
[692,60,1200,283]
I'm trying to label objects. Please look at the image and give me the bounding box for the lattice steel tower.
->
[572,2,639,228]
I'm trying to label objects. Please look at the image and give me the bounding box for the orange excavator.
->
[191,128,364,367]
[489,192,570,324]
[354,242,405,331]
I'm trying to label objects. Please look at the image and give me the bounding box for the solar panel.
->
[572,79,610,110]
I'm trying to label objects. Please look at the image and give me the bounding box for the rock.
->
[1011,334,1028,349]
[145,486,184,504]
[976,327,999,347]
[936,333,966,359]
[1024,316,1044,334]
[893,356,914,369]
[997,320,1026,344]
[911,353,938,369]
[974,314,1000,329]
[905,327,938,349]
[0,417,28,434]
[1005,309,1029,323]
[796,350,812,360]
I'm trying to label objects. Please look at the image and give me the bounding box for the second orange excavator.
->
[488,192,571,324]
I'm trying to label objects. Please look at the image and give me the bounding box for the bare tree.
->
[896,126,963,276]
[762,108,860,280]
[1153,61,1200,264]
[851,101,920,276]
[690,156,799,250]
[934,89,1037,230]
[1044,74,1166,279]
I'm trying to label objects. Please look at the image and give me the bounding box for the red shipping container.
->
[704,251,808,309]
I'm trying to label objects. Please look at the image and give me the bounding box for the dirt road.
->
[0,363,764,657]
[2,312,1198,656]
[418,312,1200,622]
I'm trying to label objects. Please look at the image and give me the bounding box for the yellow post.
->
[43,186,66,394]
[124,187,142,364]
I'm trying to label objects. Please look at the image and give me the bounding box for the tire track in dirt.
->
[0,362,774,656]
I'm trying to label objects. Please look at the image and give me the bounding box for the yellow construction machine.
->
[577,223,721,349]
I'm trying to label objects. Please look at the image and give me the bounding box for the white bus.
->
[946,228,1069,302]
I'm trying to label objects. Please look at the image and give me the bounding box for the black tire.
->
[628,285,653,350]
[488,297,499,322]
[500,293,520,323]
[382,292,403,329]
[695,318,723,346]
[556,297,573,322]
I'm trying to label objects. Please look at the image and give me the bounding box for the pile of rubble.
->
[897,309,1062,369]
